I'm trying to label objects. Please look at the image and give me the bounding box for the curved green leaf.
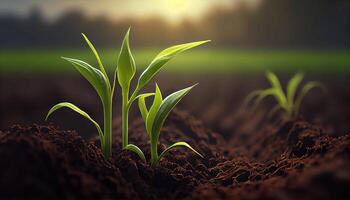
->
[158,141,203,162]
[137,93,155,122]
[117,28,136,90]
[125,144,146,162]
[266,71,282,90]
[146,84,162,135]
[242,90,263,109]
[251,88,277,110]
[136,40,210,90]
[61,57,111,107]
[294,81,324,116]
[45,102,104,146]
[152,84,196,141]
[287,72,304,105]
[81,33,109,81]
[265,71,287,107]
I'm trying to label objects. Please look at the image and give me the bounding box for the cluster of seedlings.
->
[46,28,208,166]
[46,28,323,166]
[243,71,324,118]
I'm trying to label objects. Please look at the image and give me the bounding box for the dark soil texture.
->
[1,109,350,200]
[1,73,350,199]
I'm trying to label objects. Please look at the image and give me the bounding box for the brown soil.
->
[1,73,350,199]
[1,109,349,200]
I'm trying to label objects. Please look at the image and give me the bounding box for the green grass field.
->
[0,48,349,74]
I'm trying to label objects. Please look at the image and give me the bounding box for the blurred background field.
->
[1,49,350,73]
[0,0,349,74]
[0,0,349,133]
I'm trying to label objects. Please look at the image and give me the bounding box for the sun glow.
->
[26,0,260,24]
[157,0,195,23]
[164,0,189,8]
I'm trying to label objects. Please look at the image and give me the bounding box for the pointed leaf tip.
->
[146,84,163,135]
[125,144,146,162]
[190,83,199,88]
[45,102,104,146]
[151,84,196,140]
[287,72,304,105]
[158,141,203,162]
[61,57,111,107]
[137,92,155,123]
[117,28,136,89]
[137,40,208,90]
[80,33,108,80]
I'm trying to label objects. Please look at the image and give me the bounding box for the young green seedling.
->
[116,28,210,152]
[136,84,203,167]
[46,33,115,158]
[243,71,324,118]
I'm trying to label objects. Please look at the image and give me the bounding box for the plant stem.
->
[103,100,112,158]
[122,90,129,148]
[287,104,293,118]
[150,139,158,167]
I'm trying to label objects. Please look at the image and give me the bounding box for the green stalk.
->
[103,100,112,158]
[122,89,129,148]
[150,138,158,167]
[121,87,139,148]
[287,101,296,118]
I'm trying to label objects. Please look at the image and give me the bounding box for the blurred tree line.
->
[0,0,349,48]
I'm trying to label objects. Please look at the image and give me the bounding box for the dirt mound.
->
[0,125,135,200]
[190,117,350,200]
[0,109,349,199]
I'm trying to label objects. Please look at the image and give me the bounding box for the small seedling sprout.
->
[135,84,203,167]
[46,33,115,158]
[243,71,324,118]
[116,28,210,152]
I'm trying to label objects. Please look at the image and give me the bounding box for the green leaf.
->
[266,71,282,90]
[125,144,146,162]
[294,81,324,116]
[81,33,109,81]
[242,90,263,108]
[117,28,136,90]
[146,84,162,135]
[252,88,277,110]
[136,40,210,90]
[137,93,155,122]
[152,84,196,140]
[111,67,118,97]
[45,102,104,146]
[287,72,304,105]
[265,71,287,107]
[61,57,111,107]
[158,141,203,162]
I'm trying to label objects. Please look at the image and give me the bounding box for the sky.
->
[0,0,259,23]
